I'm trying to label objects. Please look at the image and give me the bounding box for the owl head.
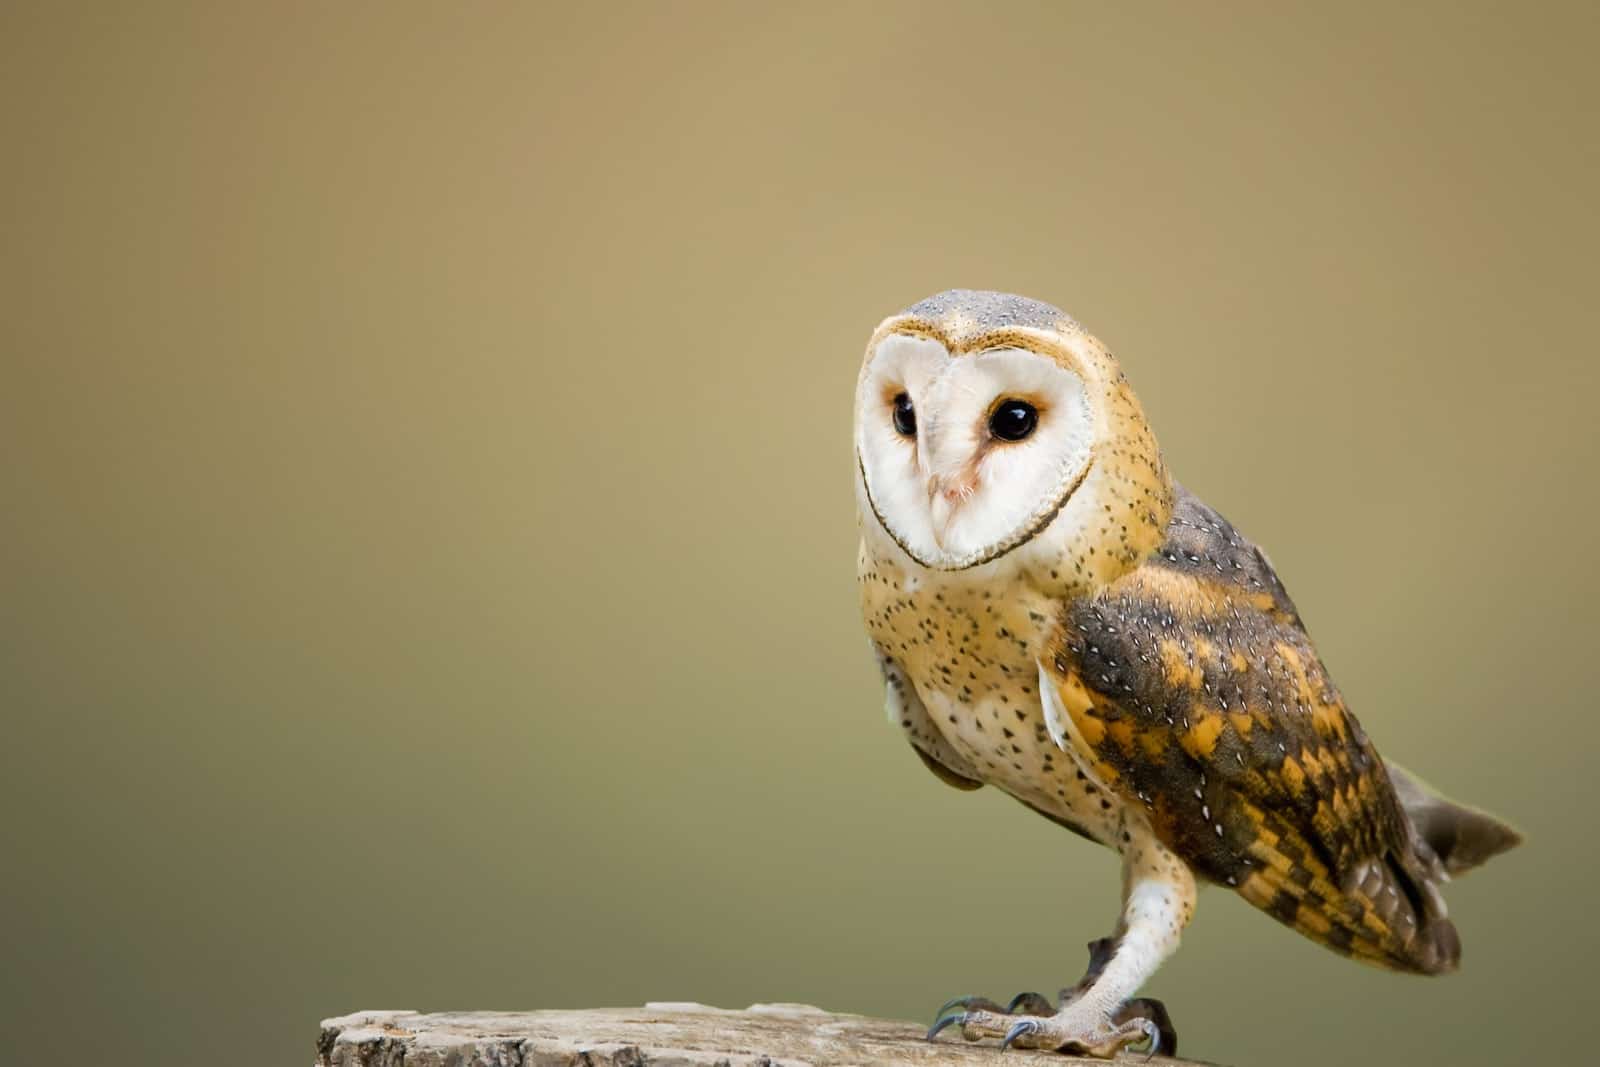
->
[854,290,1174,592]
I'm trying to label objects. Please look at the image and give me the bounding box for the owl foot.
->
[926,938,1177,1057]
[931,936,1115,1021]
[927,1002,1165,1058]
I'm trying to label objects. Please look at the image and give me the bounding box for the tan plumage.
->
[855,290,1520,1056]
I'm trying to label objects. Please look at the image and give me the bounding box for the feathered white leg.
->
[929,817,1196,1058]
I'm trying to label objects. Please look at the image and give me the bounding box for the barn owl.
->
[854,290,1521,1057]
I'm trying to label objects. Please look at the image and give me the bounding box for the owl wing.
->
[1039,487,1460,974]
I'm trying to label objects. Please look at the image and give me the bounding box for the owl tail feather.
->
[1385,760,1523,877]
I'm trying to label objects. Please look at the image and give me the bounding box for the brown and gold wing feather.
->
[1042,487,1460,974]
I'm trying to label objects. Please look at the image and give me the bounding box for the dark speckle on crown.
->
[901,289,1081,341]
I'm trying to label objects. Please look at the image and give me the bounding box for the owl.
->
[854,290,1521,1057]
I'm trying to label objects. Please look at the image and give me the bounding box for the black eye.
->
[989,399,1038,442]
[891,392,916,437]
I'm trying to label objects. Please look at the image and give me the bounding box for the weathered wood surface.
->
[316,1003,1215,1067]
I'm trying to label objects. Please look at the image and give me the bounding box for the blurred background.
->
[4,3,1596,1066]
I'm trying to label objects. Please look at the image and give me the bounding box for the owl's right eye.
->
[891,392,917,437]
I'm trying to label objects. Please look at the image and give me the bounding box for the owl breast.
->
[859,550,1124,847]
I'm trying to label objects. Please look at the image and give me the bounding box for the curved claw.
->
[933,995,1005,1022]
[1116,996,1177,1057]
[926,1012,965,1042]
[999,1018,1040,1052]
[1004,991,1054,1016]
[1138,1018,1162,1060]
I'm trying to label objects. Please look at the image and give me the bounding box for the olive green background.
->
[3,4,1596,1066]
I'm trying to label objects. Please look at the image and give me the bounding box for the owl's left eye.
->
[989,399,1038,442]
[891,392,917,437]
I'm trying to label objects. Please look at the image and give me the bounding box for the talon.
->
[1117,997,1177,1057]
[933,995,1004,1021]
[1000,1019,1040,1051]
[1140,1018,1161,1060]
[926,1012,964,1042]
[1004,991,1054,1015]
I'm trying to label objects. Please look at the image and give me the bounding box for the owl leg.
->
[928,824,1195,1057]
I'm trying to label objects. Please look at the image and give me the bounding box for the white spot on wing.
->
[1037,660,1111,792]
[1038,661,1071,750]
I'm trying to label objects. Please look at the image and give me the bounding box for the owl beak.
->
[927,475,976,548]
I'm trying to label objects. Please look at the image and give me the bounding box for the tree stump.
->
[316,1003,1217,1067]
